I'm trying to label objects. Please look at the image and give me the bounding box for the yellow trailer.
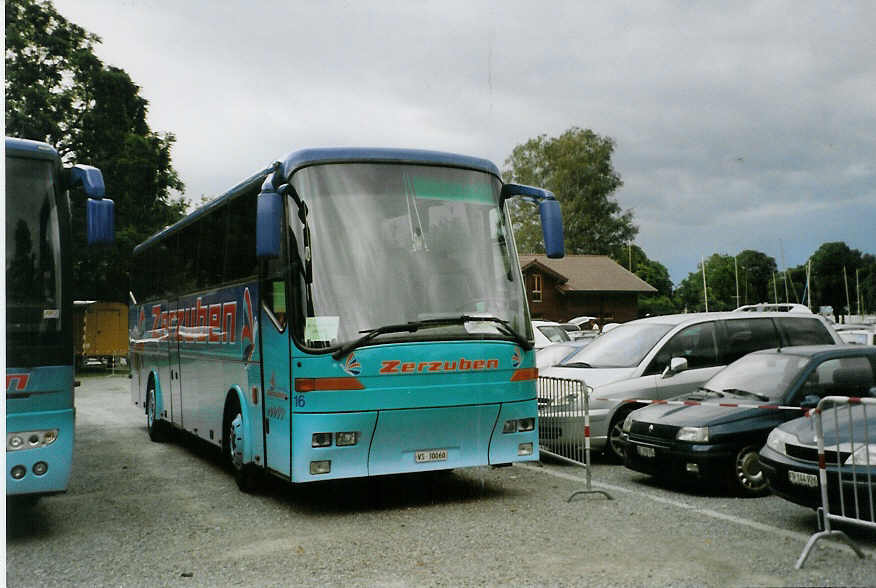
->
[73,301,128,368]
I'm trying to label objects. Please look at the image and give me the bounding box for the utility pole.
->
[734,256,740,308]
[701,256,709,312]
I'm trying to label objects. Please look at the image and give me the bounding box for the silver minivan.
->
[538,311,841,460]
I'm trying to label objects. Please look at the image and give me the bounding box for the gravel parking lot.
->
[6,373,876,586]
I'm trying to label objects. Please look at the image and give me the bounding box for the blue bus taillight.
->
[294,378,365,392]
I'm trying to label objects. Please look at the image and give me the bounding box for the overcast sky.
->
[52,0,876,287]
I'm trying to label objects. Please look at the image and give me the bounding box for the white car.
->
[532,320,571,349]
[838,328,876,345]
[539,311,842,460]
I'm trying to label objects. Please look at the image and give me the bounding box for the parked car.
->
[838,327,876,346]
[536,341,591,369]
[532,320,571,350]
[735,303,812,313]
[760,397,876,516]
[538,312,841,461]
[622,345,876,495]
[568,315,598,328]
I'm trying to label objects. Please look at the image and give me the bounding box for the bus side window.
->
[263,278,287,331]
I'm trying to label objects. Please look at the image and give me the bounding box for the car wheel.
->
[224,399,259,493]
[734,445,769,496]
[146,384,165,442]
[606,411,629,462]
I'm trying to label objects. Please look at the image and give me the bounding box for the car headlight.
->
[765,427,796,456]
[844,443,876,466]
[676,426,709,442]
[623,412,635,433]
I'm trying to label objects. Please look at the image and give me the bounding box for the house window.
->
[530,274,542,302]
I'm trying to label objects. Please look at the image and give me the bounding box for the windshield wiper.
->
[332,315,531,360]
[559,362,592,368]
[684,387,724,400]
[722,388,770,402]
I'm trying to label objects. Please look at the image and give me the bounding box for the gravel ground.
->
[6,373,876,586]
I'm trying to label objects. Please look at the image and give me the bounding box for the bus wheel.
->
[146,384,165,442]
[224,399,259,493]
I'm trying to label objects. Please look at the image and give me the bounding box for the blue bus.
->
[128,148,563,490]
[5,137,114,500]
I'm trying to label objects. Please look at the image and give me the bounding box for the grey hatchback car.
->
[538,312,841,460]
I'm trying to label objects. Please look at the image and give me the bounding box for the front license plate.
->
[415,449,448,463]
[788,470,818,488]
[636,445,656,458]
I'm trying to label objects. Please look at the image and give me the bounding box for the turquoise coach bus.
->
[128,148,563,489]
[5,136,114,500]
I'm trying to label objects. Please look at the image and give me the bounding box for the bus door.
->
[168,301,184,428]
[260,277,292,477]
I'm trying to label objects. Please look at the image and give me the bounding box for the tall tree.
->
[6,0,186,301]
[810,242,864,321]
[735,250,779,306]
[504,127,637,255]
[609,244,677,316]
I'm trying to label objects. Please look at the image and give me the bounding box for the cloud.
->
[53,0,876,284]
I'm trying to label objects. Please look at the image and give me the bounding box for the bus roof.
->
[134,147,502,254]
[5,136,61,162]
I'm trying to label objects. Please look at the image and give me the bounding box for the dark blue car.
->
[621,345,876,496]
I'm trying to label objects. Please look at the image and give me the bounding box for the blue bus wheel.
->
[224,398,259,493]
[146,384,165,442]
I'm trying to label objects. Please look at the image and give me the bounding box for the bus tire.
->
[223,397,259,493]
[146,382,166,442]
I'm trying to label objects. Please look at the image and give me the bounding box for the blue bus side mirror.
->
[70,164,106,198]
[538,199,564,259]
[70,165,114,245]
[86,198,115,245]
[257,190,283,259]
[500,183,565,259]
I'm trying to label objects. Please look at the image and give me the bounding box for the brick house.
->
[518,254,657,325]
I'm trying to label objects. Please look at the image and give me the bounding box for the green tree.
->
[735,250,779,306]
[504,127,637,255]
[609,244,677,316]
[6,0,186,301]
[810,242,864,321]
[676,253,742,312]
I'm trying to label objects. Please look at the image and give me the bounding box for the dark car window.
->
[791,356,876,404]
[721,318,781,363]
[645,321,719,375]
[776,317,834,346]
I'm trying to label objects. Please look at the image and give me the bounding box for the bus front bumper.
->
[291,400,538,482]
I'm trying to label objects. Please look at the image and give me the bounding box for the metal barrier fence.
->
[537,376,612,501]
[796,396,875,569]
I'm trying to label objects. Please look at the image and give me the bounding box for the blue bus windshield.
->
[290,163,530,347]
[5,156,63,361]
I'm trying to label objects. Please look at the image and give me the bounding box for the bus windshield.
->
[290,163,530,347]
[5,156,63,358]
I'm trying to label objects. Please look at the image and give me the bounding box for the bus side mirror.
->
[86,198,115,245]
[538,199,564,259]
[70,164,106,198]
[500,183,564,259]
[70,165,114,245]
[257,190,283,259]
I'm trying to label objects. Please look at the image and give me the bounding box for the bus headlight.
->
[7,429,59,451]
[335,432,360,447]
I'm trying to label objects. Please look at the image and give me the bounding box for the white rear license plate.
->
[415,449,448,463]
[788,470,818,488]
[636,445,656,458]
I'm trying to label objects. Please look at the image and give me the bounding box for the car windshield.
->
[538,325,570,343]
[704,352,810,402]
[560,322,673,368]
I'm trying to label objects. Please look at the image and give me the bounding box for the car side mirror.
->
[800,394,821,409]
[661,357,688,379]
